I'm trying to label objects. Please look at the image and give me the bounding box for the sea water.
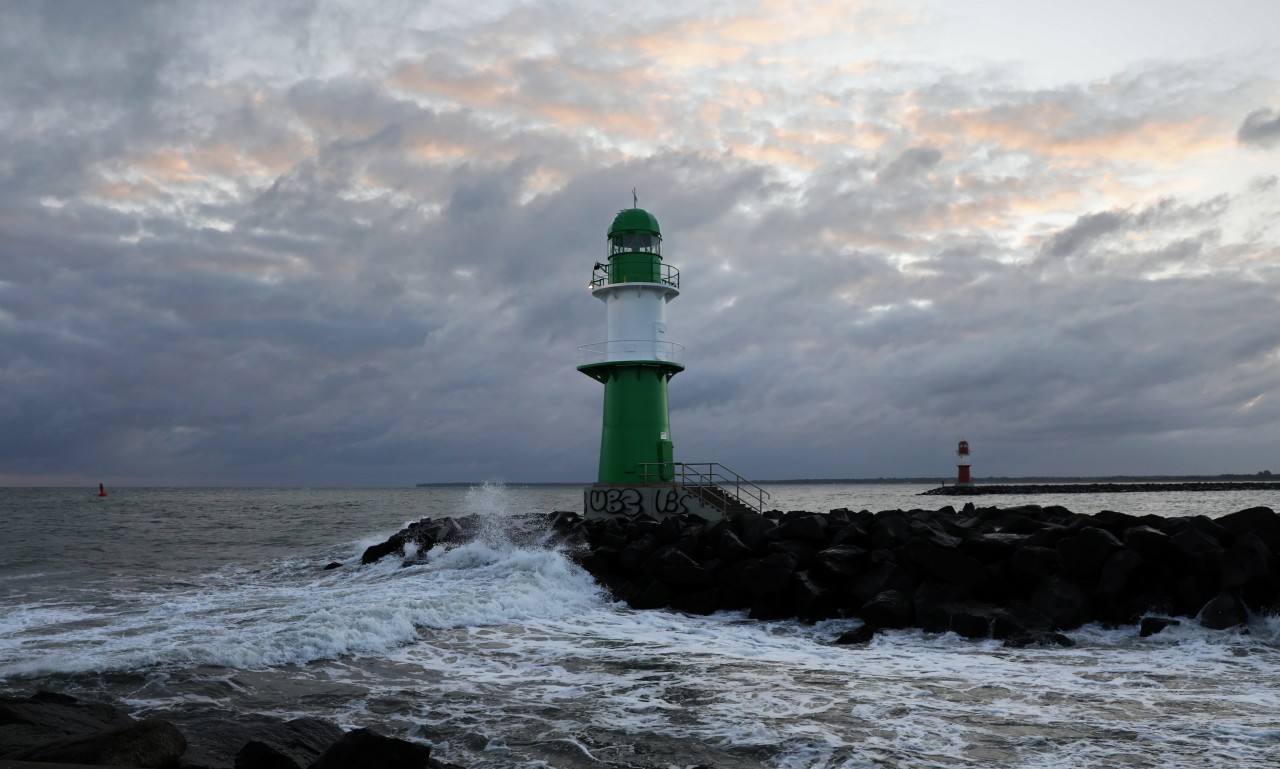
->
[2,484,1279,768]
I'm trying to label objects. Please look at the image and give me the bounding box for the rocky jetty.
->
[923,481,1280,495]
[362,503,1280,644]
[0,691,461,769]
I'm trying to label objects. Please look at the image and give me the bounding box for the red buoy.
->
[98,483,107,497]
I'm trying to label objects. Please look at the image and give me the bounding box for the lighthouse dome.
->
[608,208,661,237]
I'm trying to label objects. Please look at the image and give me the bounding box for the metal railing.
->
[636,461,770,515]
[590,262,680,290]
[577,340,685,365]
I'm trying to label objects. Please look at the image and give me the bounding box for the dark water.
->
[3,484,1280,767]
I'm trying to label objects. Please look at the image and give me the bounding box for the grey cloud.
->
[877,146,943,186]
[1238,108,1280,149]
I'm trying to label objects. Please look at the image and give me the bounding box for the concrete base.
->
[584,485,723,522]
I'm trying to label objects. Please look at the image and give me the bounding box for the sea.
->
[2,483,1279,768]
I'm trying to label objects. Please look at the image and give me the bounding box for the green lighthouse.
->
[577,205,768,521]
[578,206,684,486]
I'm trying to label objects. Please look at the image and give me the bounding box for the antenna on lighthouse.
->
[632,188,638,208]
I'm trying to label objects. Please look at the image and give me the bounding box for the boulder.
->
[1003,631,1076,648]
[1169,528,1225,575]
[859,589,913,630]
[834,625,876,645]
[774,514,830,545]
[905,540,988,589]
[1029,576,1091,630]
[813,545,870,580]
[7,717,186,768]
[1216,506,1280,549]
[1139,616,1181,638]
[0,692,136,755]
[1057,527,1122,578]
[1095,549,1144,596]
[236,739,302,769]
[309,728,432,769]
[1009,545,1060,580]
[1198,592,1248,630]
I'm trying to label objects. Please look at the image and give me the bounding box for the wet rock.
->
[1198,591,1248,630]
[1216,506,1280,549]
[0,692,137,755]
[860,589,913,630]
[1139,616,1181,637]
[813,545,870,580]
[905,540,988,589]
[309,728,431,769]
[834,625,876,645]
[1003,631,1076,648]
[7,717,187,768]
[236,739,301,769]
[774,513,829,545]
[1057,527,1123,579]
[1169,528,1225,575]
[1029,576,1091,630]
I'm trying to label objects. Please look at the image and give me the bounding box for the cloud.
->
[1237,108,1280,149]
[2,0,1278,485]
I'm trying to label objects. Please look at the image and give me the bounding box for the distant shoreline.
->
[416,474,1276,488]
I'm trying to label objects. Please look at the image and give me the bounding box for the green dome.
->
[608,208,661,237]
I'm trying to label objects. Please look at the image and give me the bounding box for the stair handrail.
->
[635,461,769,514]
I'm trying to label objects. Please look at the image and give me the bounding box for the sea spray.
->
[6,486,1280,768]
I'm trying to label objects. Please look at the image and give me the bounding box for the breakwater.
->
[363,503,1280,643]
[923,481,1280,495]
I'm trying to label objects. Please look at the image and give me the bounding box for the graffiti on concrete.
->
[585,487,701,518]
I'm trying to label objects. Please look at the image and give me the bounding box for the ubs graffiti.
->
[588,488,642,516]
[585,487,700,517]
[654,487,692,516]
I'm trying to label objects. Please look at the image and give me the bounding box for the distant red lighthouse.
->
[956,440,972,487]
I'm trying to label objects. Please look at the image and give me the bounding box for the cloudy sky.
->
[2,0,1278,486]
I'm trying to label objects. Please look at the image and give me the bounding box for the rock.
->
[1003,631,1076,648]
[1198,591,1248,630]
[1216,506,1280,549]
[715,530,754,563]
[1009,545,1060,580]
[813,545,870,580]
[734,551,800,599]
[1169,528,1225,575]
[834,625,876,645]
[774,513,830,545]
[163,715,345,769]
[905,540,988,589]
[860,589,913,630]
[309,728,432,769]
[1095,549,1144,596]
[0,692,137,756]
[647,547,713,588]
[1122,525,1170,562]
[8,717,187,768]
[733,512,777,551]
[1057,527,1122,578]
[1139,616,1181,637]
[322,562,342,571]
[236,739,302,769]
[787,570,836,622]
[670,587,722,616]
[1029,576,1091,630]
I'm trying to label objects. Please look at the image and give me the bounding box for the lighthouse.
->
[956,440,972,487]
[577,204,767,520]
[578,206,683,484]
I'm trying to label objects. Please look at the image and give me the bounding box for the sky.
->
[2,0,1278,486]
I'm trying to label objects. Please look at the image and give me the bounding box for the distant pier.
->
[922,481,1280,496]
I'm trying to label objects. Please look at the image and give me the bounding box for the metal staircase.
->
[637,462,769,515]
